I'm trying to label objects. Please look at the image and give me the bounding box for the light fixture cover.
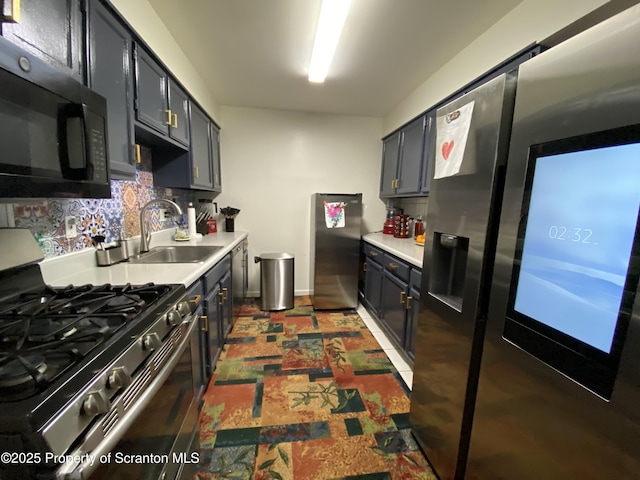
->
[308,0,351,83]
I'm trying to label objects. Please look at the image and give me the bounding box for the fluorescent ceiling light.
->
[308,0,351,83]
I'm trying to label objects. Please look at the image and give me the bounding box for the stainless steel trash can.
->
[254,253,294,310]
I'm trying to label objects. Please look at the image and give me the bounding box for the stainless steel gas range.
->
[0,229,200,479]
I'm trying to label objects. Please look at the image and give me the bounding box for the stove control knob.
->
[142,332,161,351]
[176,300,192,317]
[82,391,110,418]
[107,366,131,391]
[166,310,181,326]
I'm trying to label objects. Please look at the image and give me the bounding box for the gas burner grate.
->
[0,282,172,401]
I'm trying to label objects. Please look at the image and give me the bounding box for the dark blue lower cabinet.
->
[380,270,408,347]
[204,285,222,377]
[363,258,383,316]
[405,287,420,360]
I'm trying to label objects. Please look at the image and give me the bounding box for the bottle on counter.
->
[414,215,425,238]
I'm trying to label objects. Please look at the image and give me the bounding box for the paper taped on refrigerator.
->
[434,100,475,179]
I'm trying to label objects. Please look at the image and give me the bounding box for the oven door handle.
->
[56,314,198,480]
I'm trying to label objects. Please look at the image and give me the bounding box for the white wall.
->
[211,106,384,296]
[109,0,219,120]
[384,0,610,134]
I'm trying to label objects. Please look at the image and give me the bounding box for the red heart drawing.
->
[442,140,454,160]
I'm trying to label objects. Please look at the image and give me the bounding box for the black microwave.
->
[0,36,110,199]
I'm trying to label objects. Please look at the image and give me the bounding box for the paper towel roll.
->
[187,203,197,238]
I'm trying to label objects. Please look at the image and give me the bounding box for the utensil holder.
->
[225,217,235,232]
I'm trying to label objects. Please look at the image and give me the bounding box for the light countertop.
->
[40,230,248,288]
[362,232,424,268]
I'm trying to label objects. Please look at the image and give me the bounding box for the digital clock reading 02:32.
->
[547,226,595,244]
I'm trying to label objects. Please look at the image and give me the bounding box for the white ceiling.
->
[147,0,524,117]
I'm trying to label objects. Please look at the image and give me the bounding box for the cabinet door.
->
[1,0,83,81]
[191,304,207,398]
[380,132,400,197]
[380,270,408,347]
[88,1,135,179]
[421,112,435,194]
[134,44,169,135]
[204,286,222,377]
[168,79,189,146]
[220,270,233,340]
[405,288,420,360]
[242,245,248,298]
[189,103,214,189]
[211,123,222,192]
[397,116,426,195]
[363,258,383,317]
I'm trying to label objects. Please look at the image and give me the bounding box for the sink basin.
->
[128,245,224,264]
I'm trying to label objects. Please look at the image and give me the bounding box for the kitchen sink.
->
[128,245,224,264]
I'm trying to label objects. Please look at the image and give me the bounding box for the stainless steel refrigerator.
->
[310,193,362,310]
[411,4,640,479]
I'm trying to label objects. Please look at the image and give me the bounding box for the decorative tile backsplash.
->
[11,147,190,258]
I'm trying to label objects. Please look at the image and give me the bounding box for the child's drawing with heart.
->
[434,100,475,179]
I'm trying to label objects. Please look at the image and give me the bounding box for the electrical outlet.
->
[159,208,167,220]
[65,216,77,238]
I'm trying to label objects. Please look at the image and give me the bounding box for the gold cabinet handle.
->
[363,263,367,272]
[172,113,178,129]
[214,173,219,184]
[406,296,413,310]
[369,251,378,257]
[194,166,199,178]
[200,315,208,332]
[218,291,224,303]
[400,291,406,304]
[189,294,202,305]
[165,109,172,125]
[388,262,398,270]
[135,144,141,164]
[222,287,228,301]
[1,0,20,23]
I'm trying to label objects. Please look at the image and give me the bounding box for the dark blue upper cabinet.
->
[1,0,83,82]
[396,116,426,195]
[380,115,428,198]
[380,132,401,197]
[168,78,190,146]
[88,1,136,180]
[211,123,221,192]
[189,102,213,189]
[421,111,435,195]
[134,44,169,135]
[133,44,190,149]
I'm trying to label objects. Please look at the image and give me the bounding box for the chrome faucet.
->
[139,199,183,253]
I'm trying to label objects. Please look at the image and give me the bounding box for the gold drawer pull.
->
[369,251,378,257]
[1,0,20,23]
[388,262,398,270]
[135,144,141,164]
[189,294,202,305]
[400,291,406,304]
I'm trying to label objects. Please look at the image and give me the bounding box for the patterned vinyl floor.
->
[196,296,436,479]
